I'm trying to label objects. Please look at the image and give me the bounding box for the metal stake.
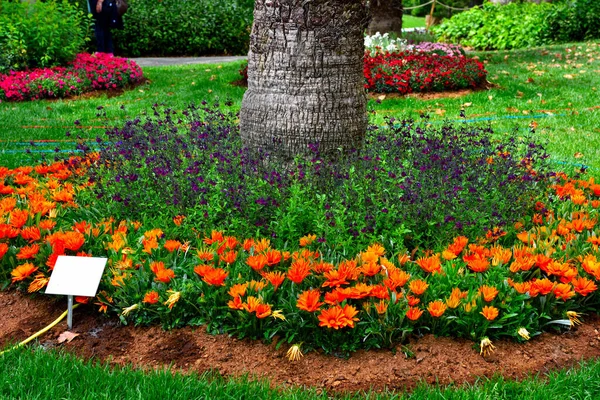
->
[67,295,73,330]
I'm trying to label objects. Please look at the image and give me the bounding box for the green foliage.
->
[539,0,600,43]
[113,0,253,57]
[0,0,92,73]
[432,2,552,50]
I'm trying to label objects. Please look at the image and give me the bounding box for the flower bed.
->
[1,108,598,354]
[364,50,487,94]
[0,53,144,102]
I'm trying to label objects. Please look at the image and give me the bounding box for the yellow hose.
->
[0,303,79,356]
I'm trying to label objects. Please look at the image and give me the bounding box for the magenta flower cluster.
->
[412,42,466,58]
[0,53,144,102]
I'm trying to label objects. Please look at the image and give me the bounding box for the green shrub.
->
[539,0,600,43]
[0,0,92,73]
[113,0,253,57]
[432,2,552,50]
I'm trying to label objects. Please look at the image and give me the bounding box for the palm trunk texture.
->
[240,0,369,160]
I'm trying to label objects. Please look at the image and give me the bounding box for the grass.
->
[2,345,600,399]
[2,41,598,174]
[402,15,426,29]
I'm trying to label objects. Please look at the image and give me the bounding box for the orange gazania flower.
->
[20,226,41,242]
[227,295,244,310]
[11,263,38,282]
[155,268,175,283]
[318,304,359,329]
[427,300,447,318]
[370,284,390,300]
[219,250,237,265]
[398,253,411,265]
[406,307,424,321]
[255,303,272,319]
[164,240,182,252]
[265,249,282,266]
[196,248,215,261]
[375,299,388,314]
[361,262,381,276]
[409,279,429,295]
[553,283,576,301]
[322,268,350,288]
[203,230,224,245]
[287,258,311,284]
[63,231,85,252]
[28,273,49,293]
[447,236,469,256]
[246,254,268,271]
[16,244,39,260]
[299,234,316,247]
[9,209,29,229]
[415,254,442,274]
[572,276,598,296]
[202,267,228,286]
[143,291,160,304]
[481,305,499,321]
[531,278,555,296]
[173,215,186,226]
[228,283,248,298]
[0,243,8,259]
[383,269,411,292]
[479,285,499,302]
[297,289,324,312]
[263,271,285,290]
[38,219,56,231]
[464,254,490,273]
[406,294,420,307]
[324,288,348,305]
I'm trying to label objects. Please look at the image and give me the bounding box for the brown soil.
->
[2,290,600,393]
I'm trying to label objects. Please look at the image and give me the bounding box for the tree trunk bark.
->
[367,0,403,35]
[240,0,369,160]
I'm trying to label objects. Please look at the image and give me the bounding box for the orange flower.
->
[481,305,499,321]
[16,244,39,260]
[516,231,537,245]
[370,284,390,300]
[442,250,457,260]
[511,281,532,295]
[374,299,388,314]
[38,219,56,231]
[243,296,261,313]
[63,231,85,252]
[228,283,248,298]
[255,303,272,319]
[173,215,186,226]
[406,307,424,321]
[406,295,420,307]
[28,273,49,293]
[415,254,442,274]
[553,283,576,301]
[409,279,429,295]
[299,234,316,247]
[531,278,555,296]
[143,291,160,304]
[11,263,38,283]
[464,254,490,273]
[265,249,282,266]
[324,288,347,305]
[322,268,350,288]
[246,254,268,271]
[227,295,244,310]
[296,289,324,312]
[0,243,8,259]
[383,269,411,292]
[318,304,359,329]
[397,253,411,265]
[447,236,468,256]
[263,271,285,290]
[219,250,237,265]
[427,300,447,318]
[360,262,381,276]
[479,285,499,302]
[164,240,182,252]
[361,250,379,264]
[572,276,597,296]
[203,230,224,245]
[9,209,29,228]
[0,224,20,239]
[155,268,175,283]
[287,258,311,284]
[20,226,41,242]
[196,248,214,261]
[202,267,228,286]
[343,283,372,300]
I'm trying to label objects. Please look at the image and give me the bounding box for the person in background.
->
[89,0,123,54]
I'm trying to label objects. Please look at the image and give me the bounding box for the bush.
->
[539,0,600,43]
[113,0,253,57]
[0,53,144,101]
[83,103,550,252]
[0,0,92,73]
[363,50,486,94]
[432,2,552,50]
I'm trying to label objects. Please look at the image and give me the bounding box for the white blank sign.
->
[45,256,108,297]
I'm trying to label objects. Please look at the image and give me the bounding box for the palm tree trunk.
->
[240,0,369,160]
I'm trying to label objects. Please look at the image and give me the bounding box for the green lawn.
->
[402,15,426,29]
[2,41,598,176]
[2,345,600,399]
